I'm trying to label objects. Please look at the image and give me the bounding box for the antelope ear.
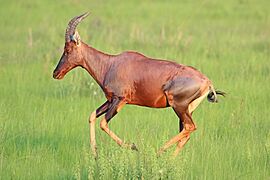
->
[70,31,81,46]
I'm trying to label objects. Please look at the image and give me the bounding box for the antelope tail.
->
[207,85,226,103]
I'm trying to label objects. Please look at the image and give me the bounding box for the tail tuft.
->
[207,87,226,103]
[216,90,226,97]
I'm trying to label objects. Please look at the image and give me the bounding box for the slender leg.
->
[173,135,190,157]
[173,92,208,156]
[157,129,190,155]
[100,97,138,150]
[158,111,196,155]
[89,111,97,157]
[172,113,190,156]
[89,101,110,157]
[176,108,185,138]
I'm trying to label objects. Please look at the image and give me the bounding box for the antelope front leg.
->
[89,101,110,157]
[89,111,97,157]
[100,118,138,150]
[100,97,138,151]
[100,118,124,146]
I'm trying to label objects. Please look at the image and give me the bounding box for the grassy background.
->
[0,0,269,179]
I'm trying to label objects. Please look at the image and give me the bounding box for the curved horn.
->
[65,12,90,42]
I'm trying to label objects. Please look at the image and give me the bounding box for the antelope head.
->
[53,12,89,79]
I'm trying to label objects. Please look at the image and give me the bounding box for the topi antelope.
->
[53,12,225,157]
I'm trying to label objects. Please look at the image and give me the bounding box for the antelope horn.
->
[65,12,90,42]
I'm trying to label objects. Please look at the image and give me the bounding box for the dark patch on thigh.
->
[164,77,201,109]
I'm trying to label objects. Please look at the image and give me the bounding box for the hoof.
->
[130,143,138,151]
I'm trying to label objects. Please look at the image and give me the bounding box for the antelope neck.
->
[81,42,113,87]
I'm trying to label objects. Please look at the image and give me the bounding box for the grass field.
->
[0,0,270,179]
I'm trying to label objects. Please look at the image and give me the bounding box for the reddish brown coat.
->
[53,13,224,157]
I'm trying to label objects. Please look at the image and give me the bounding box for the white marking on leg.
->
[188,90,209,114]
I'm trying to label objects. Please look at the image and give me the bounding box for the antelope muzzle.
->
[53,54,71,80]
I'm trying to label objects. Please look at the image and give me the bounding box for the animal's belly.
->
[128,91,169,108]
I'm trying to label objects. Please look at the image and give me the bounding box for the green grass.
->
[0,0,270,179]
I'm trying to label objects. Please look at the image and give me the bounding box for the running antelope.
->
[53,13,225,157]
